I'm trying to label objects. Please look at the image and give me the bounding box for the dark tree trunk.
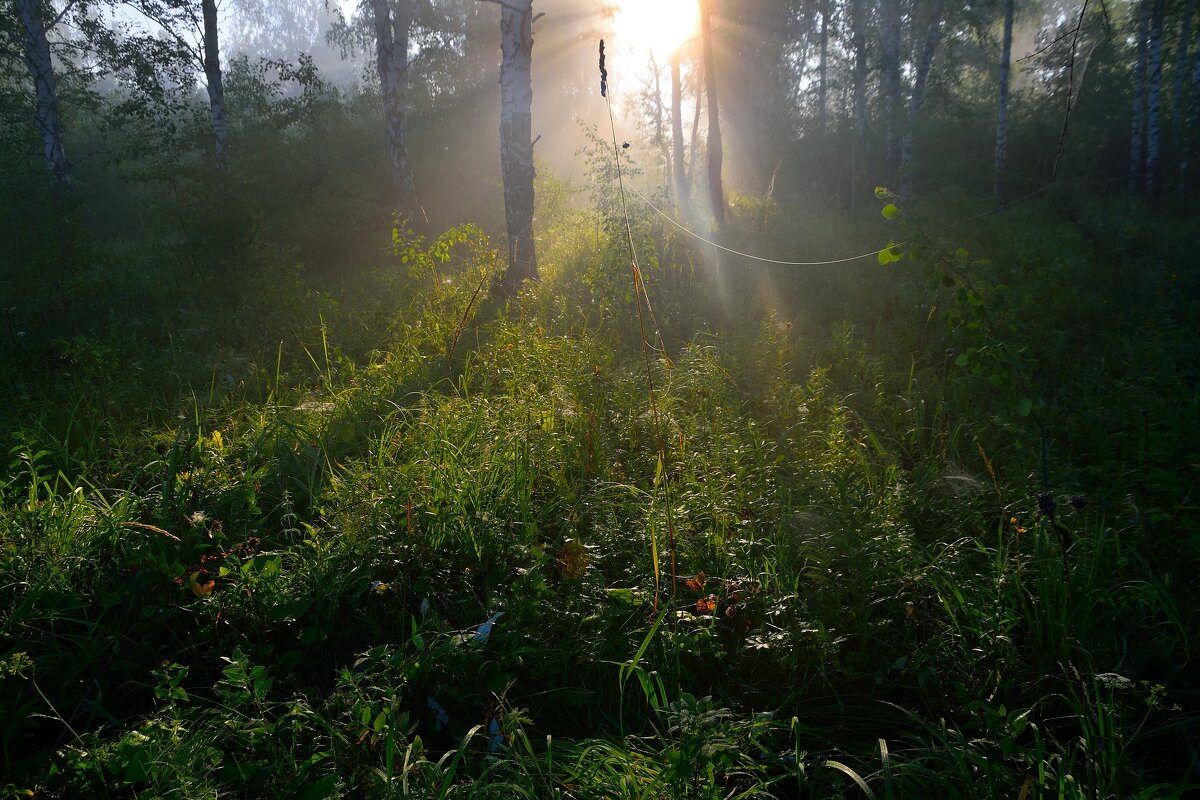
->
[671,54,690,216]
[201,0,227,165]
[881,0,902,184]
[14,0,68,184]
[1130,0,1151,193]
[700,0,725,228]
[498,0,537,288]
[1145,0,1166,198]
[899,0,946,198]
[370,0,420,219]
[994,0,1015,199]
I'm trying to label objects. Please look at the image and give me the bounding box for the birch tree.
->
[881,0,902,183]
[497,0,537,288]
[125,0,231,164]
[850,0,867,146]
[850,0,867,210]
[899,0,947,198]
[670,53,690,217]
[1172,0,1192,135]
[12,0,69,184]
[816,0,829,133]
[700,0,725,228]
[200,0,226,163]
[994,0,1015,199]
[1145,0,1166,197]
[369,0,419,217]
[1130,0,1151,192]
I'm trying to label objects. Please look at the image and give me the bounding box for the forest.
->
[1,0,1198,797]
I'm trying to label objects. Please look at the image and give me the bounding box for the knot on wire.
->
[599,39,608,97]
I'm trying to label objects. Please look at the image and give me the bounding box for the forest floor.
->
[1,180,1197,798]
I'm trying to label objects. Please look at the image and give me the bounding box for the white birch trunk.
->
[994,0,1015,199]
[899,0,946,198]
[499,0,537,287]
[370,0,419,217]
[14,0,68,184]
[1146,0,1166,197]
[201,0,227,165]
[817,0,828,133]
[700,0,725,228]
[1130,0,1151,193]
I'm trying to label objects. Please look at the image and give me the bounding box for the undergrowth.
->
[1,172,1197,798]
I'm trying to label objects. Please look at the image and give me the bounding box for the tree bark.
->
[851,0,867,146]
[899,0,947,198]
[671,54,690,217]
[994,0,1015,199]
[650,52,670,187]
[817,0,829,133]
[881,0,902,184]
[1190,4,1200,185]
[1145,0,1166,198]
[14,0,68,185]
[1130,0,1151,193]
[1172,0,1192,135]
[370,0,420,218]
[699,0,725,228]
[498,0,537,288]
[688,69,702,187]
[201,0,227,165]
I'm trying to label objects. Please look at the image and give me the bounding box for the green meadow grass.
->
[1,183,1197,798]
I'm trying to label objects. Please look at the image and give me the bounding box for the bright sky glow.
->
[612,0,700,63]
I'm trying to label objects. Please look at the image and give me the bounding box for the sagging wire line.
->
[624,183,891,265]
[622,165,1057,269]
[599,39,679,607]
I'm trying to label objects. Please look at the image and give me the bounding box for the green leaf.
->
[1017,397,1033,417]
[954,354,970,367]
[881,203,898,220]
[877,244,902,265]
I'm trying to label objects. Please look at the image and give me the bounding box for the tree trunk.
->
[849,0,867,211]
[899,0,946,198]
[699,0,725,228]
[1145,0,1166,198]
[817,0,829,133]
[881,0,902,184]
[201,0,227,165]
[498,0,537,288]
[1172,1,1192,136]
[688,70,702,187]
[1189,5,1200,186]
[671,55,690,217]
[1130,0,1151,193]
[994,0,1015,199]
[14,0,68,185]
[650,52,670,187]
[370,0,420,218]
[851,0,867,146]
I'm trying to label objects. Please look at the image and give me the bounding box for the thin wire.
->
[626,176,1057,267]
[625,183,893,265]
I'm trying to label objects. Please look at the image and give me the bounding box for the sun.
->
[611,0,700,63]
